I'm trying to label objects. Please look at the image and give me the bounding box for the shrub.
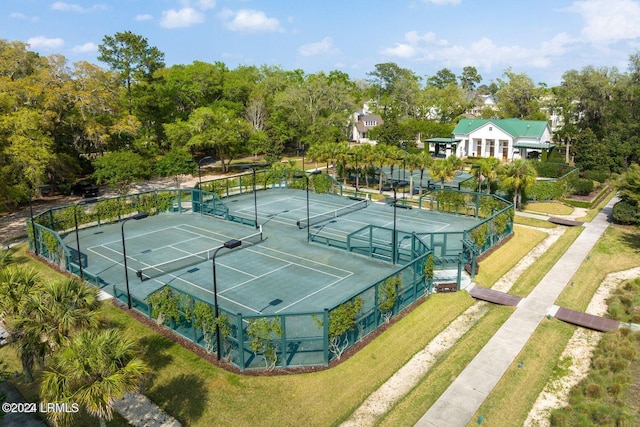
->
[612,201,640,225]
[570,178,594,196]
[585,383,603,399]
[582,169,609,183]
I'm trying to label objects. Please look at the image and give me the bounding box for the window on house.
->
[364,120,377,126]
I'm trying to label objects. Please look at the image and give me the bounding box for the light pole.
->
[240,163,269,229]
[121,213,149,309]
[73,198,97,280]
[389,181,408,264]
[212,238,242,360]
[293,170,321,243]
[197,156,213,215]
[28,184,50,256]
[28,187,38,256]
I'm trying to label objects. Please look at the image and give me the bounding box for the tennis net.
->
[137,226,263,281]
[296,198,368,229]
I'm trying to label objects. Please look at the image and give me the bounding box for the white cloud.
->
[72,42,98,53]
[135,14,153,21]
[298,37,339,56]
[380,30,577,72]
[224,9,282,33]
[571,0,640,44]
[50,2,107,13]
[422,0,461,5]
[160,8,205,28]
[10,12,38,22]
[27,36,64,50]
[381,43,416,58]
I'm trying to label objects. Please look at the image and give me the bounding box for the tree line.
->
[2,32,640,208]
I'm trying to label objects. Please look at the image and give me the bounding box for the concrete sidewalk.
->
[416,197,617,427]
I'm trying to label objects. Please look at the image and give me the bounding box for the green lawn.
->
[509,226,584,297]
[514,215,557,228]
[473,225,548,288]
[525,201,574,216]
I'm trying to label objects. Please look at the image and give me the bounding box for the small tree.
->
[315,297,364,360]
[247,318,282,370]
[378,276,402,323]
[92,151,152,195]
[155,148,196,188]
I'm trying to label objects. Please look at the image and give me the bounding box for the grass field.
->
[524,201,574,216]
[473,225,548,288]
[509,226,584,297]
[513,215,557,228]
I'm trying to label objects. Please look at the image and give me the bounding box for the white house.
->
[351,104,383,144]
[452,118,553,161]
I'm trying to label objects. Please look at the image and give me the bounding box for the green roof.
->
[453,118,549,138]
[513,142,556,149]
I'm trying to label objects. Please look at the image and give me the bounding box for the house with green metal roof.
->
[452,118,553,161]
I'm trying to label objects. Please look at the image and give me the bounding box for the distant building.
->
[351,104,383,144]
[453,118,553,161]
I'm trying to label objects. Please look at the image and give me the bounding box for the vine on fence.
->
[247,317,282,370]
[470,223,489,248]
[315,296,364,360]
[378,276,402,323]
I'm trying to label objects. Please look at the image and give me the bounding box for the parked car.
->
[71,181,99,198]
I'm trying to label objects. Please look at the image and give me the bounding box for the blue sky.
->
[3,0,640,86]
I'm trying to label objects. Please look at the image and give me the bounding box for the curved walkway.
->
[415,197,617,426]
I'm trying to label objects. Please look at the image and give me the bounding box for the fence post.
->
[280,316,287,369]
[323,308,329,366]
[236,313,245,371]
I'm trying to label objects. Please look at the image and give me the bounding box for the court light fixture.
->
[73,197,98,280]
[292,170,321,243]
[121,212,149,309]
[212,238,243,360]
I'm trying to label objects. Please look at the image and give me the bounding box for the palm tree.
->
[25,278,101,354]
[372,144,393,193]
[478,157,500,194]
[499,159,537,210]
[40,329,150,427]
[429,159,455,189]
[405,153,421,198]
[0,266,43,381]
[415,150,433,193]
[0,248,14,269]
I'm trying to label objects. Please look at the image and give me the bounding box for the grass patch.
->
[379,305,514,426]
[474,225,548,288]
[557,226,640,311]
[514,215,557,228]
[549,329,640,426]
[509,226,584,297]
[469,319,576,426]
[525,201,574,216]
[1,243,477,427]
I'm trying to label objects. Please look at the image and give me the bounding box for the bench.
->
[435,282,458,293]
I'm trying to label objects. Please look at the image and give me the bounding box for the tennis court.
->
[63,188,479,316]
[65,202,394,316]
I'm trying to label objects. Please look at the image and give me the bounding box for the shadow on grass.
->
[620,228,640,253]
[139,335,174,371]
[149,374,208,425]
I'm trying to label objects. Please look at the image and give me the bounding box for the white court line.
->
[87,225,187,249]
[276,273,353,313]
[250,244,354,276]
[220,262,293,294]
[111,245,263,314]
